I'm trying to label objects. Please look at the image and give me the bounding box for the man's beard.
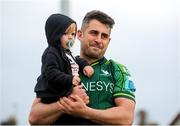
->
[85,49,103,59]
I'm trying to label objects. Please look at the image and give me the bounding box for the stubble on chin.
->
[87,49,102,59]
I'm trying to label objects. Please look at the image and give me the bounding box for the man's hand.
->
[69,85,89,104]
[59,95,89,118]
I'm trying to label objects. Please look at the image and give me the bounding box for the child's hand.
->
[72,75,81,86]
[70,85,89,104]
[83,66,94,78]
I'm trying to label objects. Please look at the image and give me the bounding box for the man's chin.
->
[88,52,101,59]
[86,48,102,58]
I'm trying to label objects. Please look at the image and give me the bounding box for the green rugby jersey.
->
[80,57,136,109]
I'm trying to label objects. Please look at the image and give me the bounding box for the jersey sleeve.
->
[110,60,136,102]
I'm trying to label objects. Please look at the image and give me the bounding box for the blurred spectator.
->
[0,116,17,125]
[170,112,180,125]
[137,109,158,125]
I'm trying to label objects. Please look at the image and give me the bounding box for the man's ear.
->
[108,38,111,44]
[77,30,82,40]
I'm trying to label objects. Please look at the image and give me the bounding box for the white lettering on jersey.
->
[82,81,114,93]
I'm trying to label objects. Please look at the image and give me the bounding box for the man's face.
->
[78,19,111,60]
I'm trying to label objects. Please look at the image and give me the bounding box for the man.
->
[29,10,136,125]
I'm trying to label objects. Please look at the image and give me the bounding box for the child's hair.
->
[65,23,77,36]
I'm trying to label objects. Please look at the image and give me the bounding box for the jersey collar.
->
[91,57,107,66]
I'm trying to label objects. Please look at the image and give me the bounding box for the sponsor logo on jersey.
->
[99,69,111,77]
[82,81,114,93]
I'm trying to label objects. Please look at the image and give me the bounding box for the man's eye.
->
[101,34,109,39]
[89,31,98,36]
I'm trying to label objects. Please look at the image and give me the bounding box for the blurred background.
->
[0,0,180,125]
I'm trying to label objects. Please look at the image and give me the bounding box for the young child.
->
[34,13,94,104]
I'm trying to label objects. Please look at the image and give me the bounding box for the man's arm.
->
[59,96,135,125]
[28,85,88,125]
[85,98,135,125]
[28,98,63,125]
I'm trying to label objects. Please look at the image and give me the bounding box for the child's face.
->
[60,23,76,49]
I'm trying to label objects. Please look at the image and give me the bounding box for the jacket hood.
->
[45,13,76,47]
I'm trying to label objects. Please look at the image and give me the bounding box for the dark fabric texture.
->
[35,45,74,99]
[53,114,98,125]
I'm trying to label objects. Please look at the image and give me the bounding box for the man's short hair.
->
[81,10,115,30]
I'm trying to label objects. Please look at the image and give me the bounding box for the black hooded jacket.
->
[34,14,88,103]
[34,13,97,125]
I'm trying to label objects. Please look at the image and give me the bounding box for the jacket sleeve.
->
[42,49,73,97]
[75,56,89,73]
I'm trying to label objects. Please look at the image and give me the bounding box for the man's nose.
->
[95,35,102,43]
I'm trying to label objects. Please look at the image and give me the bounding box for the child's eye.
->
[72,33,76,36]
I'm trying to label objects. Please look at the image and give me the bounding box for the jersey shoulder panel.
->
[109,59,136,102]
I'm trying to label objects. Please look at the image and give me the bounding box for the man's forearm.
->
[84,106,134,125]
[84,98,135,125]
[28,98,63,124]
